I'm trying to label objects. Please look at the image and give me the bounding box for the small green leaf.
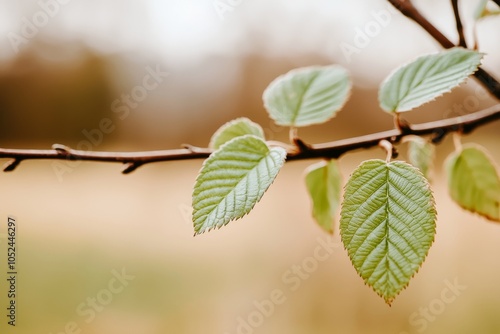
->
[475,0,500,19]
[305,160,342,234]
[209,118,265,149]
[379,48,483,113]
[475,0,489,19]
[192,135,286,235]
[263,65,351,127]
[446,145,500,222]
[340,160,436,304]
[407,136,435,179]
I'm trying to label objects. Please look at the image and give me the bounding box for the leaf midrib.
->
[203,151,272,225]
[291,71,321,124]
[383,164,390,292]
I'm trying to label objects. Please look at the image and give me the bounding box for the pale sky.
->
[0,0,498,83]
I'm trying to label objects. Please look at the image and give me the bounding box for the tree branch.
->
[1,105,499,173]
[451,0,467,47]
[387,0,500,100]
[1,1,498,174]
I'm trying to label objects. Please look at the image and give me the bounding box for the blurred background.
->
[0,0,499,333]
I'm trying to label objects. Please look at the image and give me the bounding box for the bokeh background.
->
[0,0,499,333]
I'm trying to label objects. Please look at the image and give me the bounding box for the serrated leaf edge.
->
[340,160,437,305]
[193,135,287,235]
[379,48,484,113]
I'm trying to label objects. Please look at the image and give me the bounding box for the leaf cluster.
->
[192,47,499,303]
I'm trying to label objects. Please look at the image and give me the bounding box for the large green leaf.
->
[192,135,286,235]
[446,145,500,222]
[305,160,342,233]
[209,118,265,149]
[407,136,435,179]
[263,65,351,127]
[340,160,436,304]
[379,48,483,113]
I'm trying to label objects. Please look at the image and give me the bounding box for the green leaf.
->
[340,160,436,304]
[446,145,500,222]
[407,136,435,179]
[475,0,500,20]
[209,118,265,149]
[263,65,351,127]
[305,160,342,234]
[379,48,483,113]
[475,0,489,19]
[192,135,286,235]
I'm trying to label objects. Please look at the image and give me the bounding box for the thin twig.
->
[1,104,498,173]
[388,0,454,47]
[387,0,500,99]
[451,0,467,47]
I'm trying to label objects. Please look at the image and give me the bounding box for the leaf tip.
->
[379,47,485,113]
[340,160,436,304]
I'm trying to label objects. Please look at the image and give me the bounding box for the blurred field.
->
[0,1,500,334]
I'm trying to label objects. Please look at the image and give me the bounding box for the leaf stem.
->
[289,127,298,145]
[394,113,412,134]
[379,140,395,162]
[453,133,463,152]
[289,126,312,153]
